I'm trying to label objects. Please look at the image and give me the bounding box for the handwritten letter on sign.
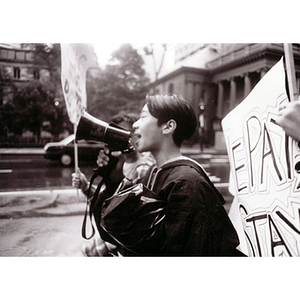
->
[222,58,300,256]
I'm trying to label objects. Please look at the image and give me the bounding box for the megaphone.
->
[76,111,132,153]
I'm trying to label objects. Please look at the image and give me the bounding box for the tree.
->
[20,43,71,137]
[87,44,150,121]
[11,82,58,141]
[0,65,16,138]
[21,43,62,96]
[0,100,14,139]
[1,44,72,142]
[0,66,12,106]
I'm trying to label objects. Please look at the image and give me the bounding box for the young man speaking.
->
[95,94,241,256]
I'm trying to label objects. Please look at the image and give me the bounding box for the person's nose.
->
[132,119,139,131]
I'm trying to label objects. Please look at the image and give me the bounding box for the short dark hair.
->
[146,94,197,147]
[110,113,139,127]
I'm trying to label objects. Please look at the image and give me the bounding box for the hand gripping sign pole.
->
[60,43,98,199]
[284,43,298,102]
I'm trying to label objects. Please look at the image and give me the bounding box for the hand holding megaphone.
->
[95,145,126,184]
[96,146,122,168]
[76,111,134,179]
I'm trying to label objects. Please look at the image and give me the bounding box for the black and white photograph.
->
[1,2,299,299]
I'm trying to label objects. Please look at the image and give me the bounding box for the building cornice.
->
[206,43,300,74]
[0,46,33,64]
[149,44,300,88]
[150,66,209,87]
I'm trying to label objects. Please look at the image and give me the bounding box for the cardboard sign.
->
[222,58,300,256]
[61,43,97,125]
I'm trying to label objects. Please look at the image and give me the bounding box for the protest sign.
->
[222,58,300,256]
[61,43,98,125]
[60,43,98,178]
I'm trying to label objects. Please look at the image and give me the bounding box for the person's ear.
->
[162,119,177,134]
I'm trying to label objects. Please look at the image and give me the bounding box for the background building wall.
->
[149,43,300,148]
[0,44,49,105]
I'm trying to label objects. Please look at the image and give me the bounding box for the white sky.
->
[93,43,151,65]
[93,43,121,67]
[93,43,163,81]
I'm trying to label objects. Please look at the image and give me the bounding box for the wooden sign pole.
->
[284,43,298,101]
[74,123,79,202]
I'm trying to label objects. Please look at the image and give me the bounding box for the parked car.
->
[44,134,104,166]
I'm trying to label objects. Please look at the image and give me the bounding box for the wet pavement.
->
[0,189,88,256]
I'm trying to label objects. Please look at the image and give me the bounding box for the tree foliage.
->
[87,44,150,121]
[22,43,63,100]
[0,61,15,138]
[3,44,71,140]
[12,82,57,139]
[1,43,150,142]
[0,65,12,104]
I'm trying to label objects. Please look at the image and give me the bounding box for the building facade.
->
[0,43,61,143]
[0,43,47,105]
[148,43,300,148]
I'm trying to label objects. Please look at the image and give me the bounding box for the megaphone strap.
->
[81,173,105,240]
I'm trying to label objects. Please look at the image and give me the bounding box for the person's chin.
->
[135,143,147,153]
[135,145,143,153]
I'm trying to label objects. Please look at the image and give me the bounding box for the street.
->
[0,153,99,191]
[0,151,230,191]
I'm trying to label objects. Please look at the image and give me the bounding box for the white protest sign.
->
[61,43,98,125]
[222,58,300,256]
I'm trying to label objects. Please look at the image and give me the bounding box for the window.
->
[33,69,40,80]
[13,67,20,79]
[0,49,7,59]
[16,51,25,61]
[7,50,14,60]
[168,83,174,93]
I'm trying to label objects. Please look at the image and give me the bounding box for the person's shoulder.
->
[174,164,201,178]
[162,157,201,172]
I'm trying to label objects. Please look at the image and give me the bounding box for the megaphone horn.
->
[76,111,132,152]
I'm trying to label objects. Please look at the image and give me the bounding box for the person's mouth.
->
[131,133,141,148]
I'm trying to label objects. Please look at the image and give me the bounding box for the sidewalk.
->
[0,188,87,219]
[0,148,45,155]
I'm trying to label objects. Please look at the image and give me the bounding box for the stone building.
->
[0,43,47,105]
[0,43,57,142]
[148,43,300,149]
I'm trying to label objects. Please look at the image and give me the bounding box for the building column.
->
[229,77,237,111]
[297,73,300,95]
[194,82,202,114]
[244,72,251,98]
[186,81,194,103]
[217,81,224,119]
[260,67,268,79]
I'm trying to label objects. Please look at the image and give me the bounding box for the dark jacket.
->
[94,157,240,256]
